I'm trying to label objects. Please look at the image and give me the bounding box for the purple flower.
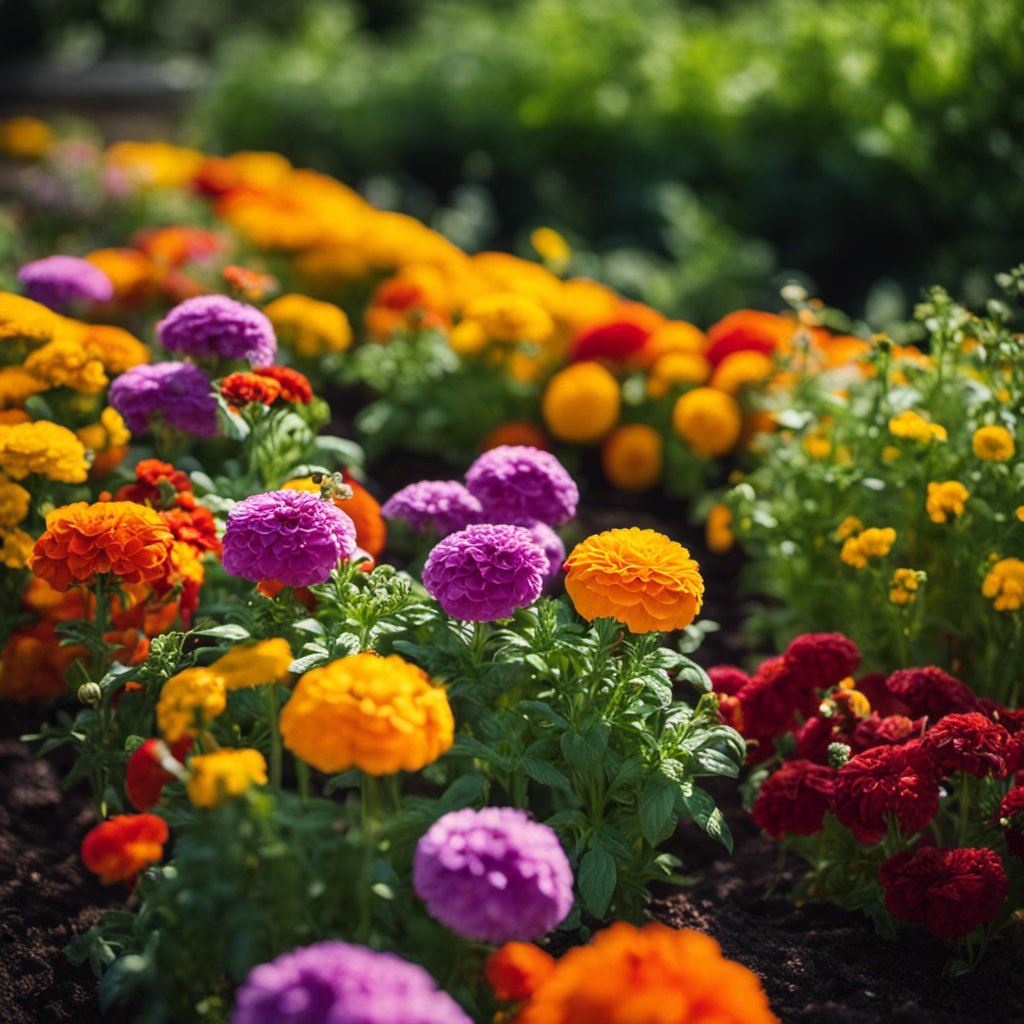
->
[108,362,218,438]
[517,519,565,585]
[465,446,578,526]
[231,941,472,1024]
[381,481,483,537]
[414,807,574,944]
[222,490,357,587]
[422,524,547,621]
[157,295,276,367]
[18,255,113,310]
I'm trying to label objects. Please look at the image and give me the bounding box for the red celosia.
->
[125,737,192,811]
[220,372,282,407]
[1000,787,1024,859]
[80,813,169,884]
[569,320,651,363]
[923,712,1012,779]
[114,458,194,510]
[878,847,1008,940]
[253,364,313,404]
[485,942,556,1002]
[160,505,222,557]
[752,760,835,838]
[885,666,979,720]
[851,713,924,753]
[783,632,861,693]
[831,740,939,843]
[708,664,750,697]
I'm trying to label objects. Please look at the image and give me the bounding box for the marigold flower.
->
[158,504,221,558]
[0,367,47,408]
[481,422,551,452]
[923,712,1011,779]
[187,748,268,808]
[220,372,282,407]
[982,557,1024,611]
[704,309,794,367]
[84,249,155,306]
[835,516,863,541]
[645,352,711,398]
[279,652,454,775]
[708,665,749,696]
[447,319,488,356]
[752,760,835,838]
[284,474,386,558]
[889,568,923,606]
[569,319,650,364]
[705,503,734,554]
[157,667,227,743]
[208,638,293,691]
[888,410,946,443]
[81,813,168,885]
[926,481,969,523]
[784,633,861,693]
[463,292,554,344]
[879,847,1008,941]
[638,321,707,368]
[158,295,277,368]
[515,922,778,1024]
[851,713,924,753]
[720,656,818,743]
[542,362,620,443]
[18,256,114,311]
[29,501,173,592]
[839,527,896,569]
[253,365,313,404]
[109,361,218,438]
[531,227,571,268]
[1,525,34,568]
[0,420,89,482]
[381,480,483,536]
[601,424,663,492]
[709,350,774,394]
[23,337,108,393]
[564,528,704,633]
[885,666,979,719]
[671,387,742,458]
[76,407,132,461]
[106,140,203,189]
[126,737,192,811]
[0,474,30,527]
[972,425,1015,461]
[263,294,352,357]
[466,446,578,526]
[486,943,556,1002]
[0,116,52,158]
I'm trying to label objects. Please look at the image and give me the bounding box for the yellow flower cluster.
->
[925,481,969,523]
[264,294,352,358]
[186,748,268,808]
[840,527,896,569]
[157,669,228,743]
[207,638,294,691]
[835,516,863,541]
[1,526,34,568]
[972,425,1015,461]
[77,407,131,454]
[672,387,742,458]
[0,116,53,159]
[982,558,1024,612]
[23,337,109,394]
[888,410,946,443]
[82,325,150,374]
[0,421,89,482]
[889,568,923,606]
[0,474,30,527]
[0,292,76,352]
[461,292,554,344]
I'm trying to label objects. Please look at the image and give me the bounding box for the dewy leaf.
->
[578,845,617,919]
[638,771,679,845]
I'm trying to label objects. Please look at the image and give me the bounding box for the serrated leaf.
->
[578,846,616,918]
[638,772,679,845]
[289,652,329,675]
[518,701,569,730]
[560,722,609,777]
[517,756,571,791]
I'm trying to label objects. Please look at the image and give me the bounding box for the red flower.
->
[160,505,222,557]
[783,632,861,693]
[832,740,939,843]
[878,847,1008,941]
[114,458,194,511]
[923,712,1011,779]
[125,737,192,811]
[220,372,282,407]
[885,666,978,720]
[795,715,838,763]
[569,320,651,364]
[752,760,835,838]
[81,813,169,884]
[855,672,909,718]
[851,713,924,753]
[708,665,749,697]
[703,310,794,368]
[254,364,313,404]
[1000,787,1024,859]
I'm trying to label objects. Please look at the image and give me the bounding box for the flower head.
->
[542,362,620,443]
[752,760,835,838]
[126,737,192,811]
[851,713,924,753]
[279,652,454,774]
[922,712,1011,778]
[382,480,483,536]
[414,807,573,944]
[0,474,30,527]
[486,943,556,1003]
[0,420,89,482]
[926,481,969,523]
[263,294,352,357]
[704,309,794,368]
[157,295,276,367]
[231,941,472,1024]
[972,425,1015,461]
[157,667,227,742]
[983,558,1024,611]
[885,666,979,719]
[18,255,114,310]
[81,813,168,885]
[253,365,313,404]
[888,410,946,443]
[709,350,774,394]
[220,372,281,407]
[109,362,218,438]
[645,352,711,398]
[783,632,861,693]
[840,527,896,568]
[705,503,734,554]
[208,638,294,691]
[221,490,357,587]
[601,424,664,493]
[187,748,268,807]
[462,292,553,344]
[284,473,386,558]
[423,524,547,621]
[889,568,922,606]
[465,446,578,526]
[23,337,108,393]
[569,319,650,363]
[671,387,742,458]
[564,528,704,633]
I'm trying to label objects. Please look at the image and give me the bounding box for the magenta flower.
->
[414,807,574,944]
[108,362,218,438]
[157,295,277,367]
[231,941,472,1024]
[422,524,547,620]
[516,519,565,585]
[381,480,483,537]
[465,446,578,526]
[18,255,113,310]
[222,490,357,586]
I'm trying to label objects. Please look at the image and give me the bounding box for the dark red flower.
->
[923,712,1011,779]
[722,656,816,741]
[708,665,749,697]
[220,372,281,407]
[752,760,835,838]
[832,740,939,843]
[159,505,222,557]
[569,320,651,363]
[878,847,1008,940]
[125,737,192,811]
[851,713,925,753]
[784,632,861,693]
[855,673,910,718]
[114,458,194,511]
[795,715,837,764]
[1000,787,1024,859]
[254,364,313,404]
[81,813,169,884]
[885,666,978,720]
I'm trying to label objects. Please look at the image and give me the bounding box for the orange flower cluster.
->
[80,814,169,885]
[220,371,282,407]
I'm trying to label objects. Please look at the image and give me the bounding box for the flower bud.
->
[78,682,102,706]
[124,735,147,754]
[827,741,852,769]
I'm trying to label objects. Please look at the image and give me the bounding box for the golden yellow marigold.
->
[839,527,896,569]
[157,668,228,743]
[208,638,294,691]
[0,420,89,482]
[75,407,131,453]
[542,362,621,443]
[23,337,108,394]
[553,278,622,339]
[0,367,47,409]
[469,251,563,309]
[835,516,863,541]
[186,748,268,808]
[531,228,571,270]
[227,150,293,191]
[972,425,1015,462]
[638,321,707,369]
[0,291,76,351]
[279,653,454,775]
[926,481,969,523]
[263,294,352,357]
[564,528,704,634]
[0,116,53,159]
[881,445,901,462]
[82,324,150,373]
[601,424,663,493]
[705,503,734,554]
[645,352,711,399]
[448,319,489,357]
[888,410,946,443]
[889,568,923,606]
[803,433,832,460]
[709,350,774,395]
[84,249,155,304]
[462,292,554,345]
[1016,506,1024,522]
[0,474,30,527]
[671,387,742,458]
[982,558,1024,612]
[1,526,34,568]
[105,141,204,190]
[515,921,778,1024]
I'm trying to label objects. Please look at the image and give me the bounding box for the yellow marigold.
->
[972,425,1015,462]
[279,652,454,775]
[709,350,774,395]
[448,319,489,357]
[0,474,30,527]
[0,420,89,482]
[840,527,896,569]
[462,292,554,345]
[531,227,571,271]
[157,668,228,743]
[705,503,734,554]
[542,362,621,443]
[0,291,76,351]
[835,516,863,541]
[82,324,150,373]
[1016,506,1024,522]
[982,558,1024,612]
[671,387,742,458]
[645,352,711,398]
[227,150,293,191]
[105,141,204,190]
[803,433,832,460]
[263,294,352,357]
[881,445,901,462]
[0,116,53,159]
[889,568,923,606]
[926,481,969,523]
[208,638,294,691]
[601,424,663,493]
[553,278,622,339]
[564,528,704,633]
[515,921,778,1024]
[84,249,155,305]
[888,410,946,443]
[1,526,34,568]
[23,337,108,393]
[0,367,47,409]
[186,748,268,808]
[638,321,707,369]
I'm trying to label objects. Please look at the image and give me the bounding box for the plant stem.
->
[264,684,282,789]
[297,757,311,805]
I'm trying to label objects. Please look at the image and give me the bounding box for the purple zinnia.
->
[231,940,472,1024]
[18,255,114,310]
[465,446,578,526]
[381,480,484,537]
[517,519,565,585]
[157,295,277,367]
[414,807,574,944]
[108,361,218,438]
[422,524,547,621]
[222,490,358,587]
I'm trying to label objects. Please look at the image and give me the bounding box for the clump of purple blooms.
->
[18,255,113,310]
[422,523,547,621]
[381,480,483,537]
[413,807,574,944]
[222,490,358,587]
[231,941,472,1024]
[157,295,277,367]
[516,519,566,584]
[465,446,578,526]
[108,362,218,438]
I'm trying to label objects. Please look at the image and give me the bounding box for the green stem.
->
[296,757,311,805]
[264,684,282,789]
[469,620,490,667]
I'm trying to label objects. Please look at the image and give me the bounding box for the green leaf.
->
[517,756,571,791]
[437,773,486,812]
[694,748,741,778]
[560,722,609,777]
[518,701,569,730]
[578,846,617,919]
[638,772,679,845]
[198,624,252,642]
[450,734,510,770]
[289,651,330,675]
[674,658,711,693]
[679,784,733,853]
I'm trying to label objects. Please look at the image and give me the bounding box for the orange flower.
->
[487,943,556,1002]
[80,814,169,885]
[481,422,551,452]
[83,249,155,306]
[29,501,174,592]
[0,619,82,700]
[601,424,663,492]
[542,362,621,443]
[82,324,150,373]
[514,922,778,1024]
[564,528,704,633]
[705,503,734,554]
[671,388,742,458]
[283,473,387,558]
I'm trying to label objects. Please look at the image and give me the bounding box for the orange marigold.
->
[705,503,734,554]
[28,501,173,592]
[81,813,168,885]
[514,922,778,1024]
[487,943,556,1003]
[542,362,621,443]
[672,388,742,458]
[601,424,663,492]
[481,422,551,452]
[563,528,704,633]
